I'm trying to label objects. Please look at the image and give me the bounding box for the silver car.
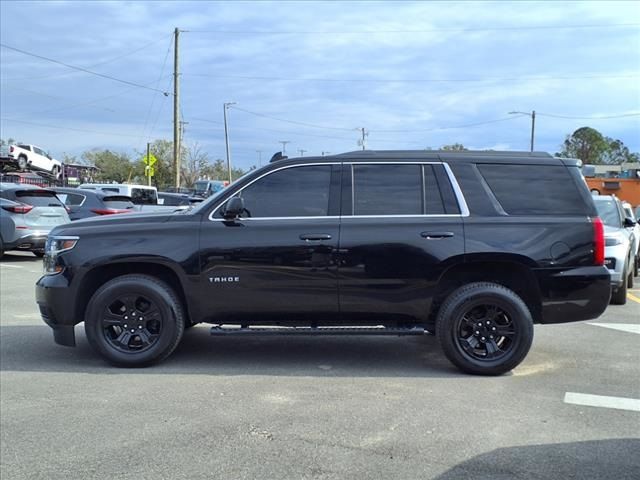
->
[0,183,70,258]
[593,195,635,305]
[621,201,640,277]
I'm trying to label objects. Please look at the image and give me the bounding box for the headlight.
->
[43,236,78,275]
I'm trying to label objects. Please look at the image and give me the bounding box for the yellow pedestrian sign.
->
[143,154,157,167]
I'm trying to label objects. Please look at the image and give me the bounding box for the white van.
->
[78,183,158,205]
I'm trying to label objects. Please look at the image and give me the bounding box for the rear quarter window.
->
[477,164,591,216]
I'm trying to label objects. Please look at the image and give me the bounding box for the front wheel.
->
[51,165,61,180]
[18,156,28,170]
[84,274,185,367]
[436,282,534,376]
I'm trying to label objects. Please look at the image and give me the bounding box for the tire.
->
[634,256,639,278]
[627,265,634,288]
[18,155,28,170]
[32,251,45,258]
[51,165,61,180]
[611,269,628,305]
[436,282,534,376]
[0,236,4,259]
[84,274,185,367]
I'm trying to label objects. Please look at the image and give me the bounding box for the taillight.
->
[593,217,605,266]
[90,208,133,215]
[2,204,33,214]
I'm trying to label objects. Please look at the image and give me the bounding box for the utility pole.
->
[173,27,180,188]
[530,110,536,152]
[223,102,236,183]
[298,149,306,157]
[508,110,536,152]
[279,141,290,155]
[357,127,368,150]
[147,142,151,186]
[256,150,262,167]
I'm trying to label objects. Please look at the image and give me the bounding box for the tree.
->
[0,138,17,146]
[181,142,210,187]
[557,127,639,165]
[557,127,611,165]
[82,149,137,183]
[441,143,468,151]
[602,138,639,165]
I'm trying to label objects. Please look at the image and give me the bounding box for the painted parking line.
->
[627,292,640,304]
[588,323,640,335]
[0,264,23,269]
[564,392,640,412]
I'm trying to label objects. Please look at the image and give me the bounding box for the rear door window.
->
[131,188,157,205]
[15,190,65,208]
[58,192,85,206]
[353,164,422,215]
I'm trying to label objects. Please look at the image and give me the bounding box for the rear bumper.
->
[536,266,611,324]
[6,232,48,251]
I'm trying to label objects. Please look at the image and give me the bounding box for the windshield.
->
[594,199,621,228]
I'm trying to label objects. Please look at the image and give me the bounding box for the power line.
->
[185,72,640,84]
[536,112,640,120]
[188,23,640,34]
[1,34,173,82]
[0,43,171,96]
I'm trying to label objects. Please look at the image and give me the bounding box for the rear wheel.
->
[611,268,628,305]
[436,282,534,376]
[84,274,185,367]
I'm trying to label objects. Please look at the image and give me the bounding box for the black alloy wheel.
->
[436,282,534,376]
[85,274,185,367]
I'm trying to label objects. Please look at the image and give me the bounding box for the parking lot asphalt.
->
[1,251,639,480]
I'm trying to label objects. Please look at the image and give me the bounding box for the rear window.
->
[131,188,157,205]
[477,164,590,216]
[103,196,134,210]
[15,190,65,207]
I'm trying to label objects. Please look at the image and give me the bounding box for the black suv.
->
[36,151,610,375]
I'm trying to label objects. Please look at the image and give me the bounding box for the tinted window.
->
[15,190,65,207]
[353,164,422,215]
[594,199,622,227]
[477,164,590,216]
[236,165,331,217]
[424,165,445,214]
[159,194,189,206]
[131,188,157,205]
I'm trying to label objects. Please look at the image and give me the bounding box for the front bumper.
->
[36,273,77,346]
[537,266,611,324]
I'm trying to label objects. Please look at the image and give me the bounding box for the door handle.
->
[420,231,454,239]
[299,233,332,241]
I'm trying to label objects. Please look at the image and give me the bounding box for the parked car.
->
[78,183,158,205]
[193,179,227,198]
[36,150,610,375]
[5,144,62,179]
[621,201,640,277]
[593,195,635,304]
[52,187,135,221]
[158,192,204,207]
[0,183,70,257]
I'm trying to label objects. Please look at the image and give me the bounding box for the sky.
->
[1,0,639,171]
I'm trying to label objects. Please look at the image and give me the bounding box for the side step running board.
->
[210,326,427,336]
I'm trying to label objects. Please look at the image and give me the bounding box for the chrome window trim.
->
[209,163,339,220]
[208,160,470,221]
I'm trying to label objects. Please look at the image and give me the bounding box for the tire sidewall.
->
[438,284,534,375]
[85,276,183,366]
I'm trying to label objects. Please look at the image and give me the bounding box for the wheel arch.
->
[76,260,193,327]
[431,256,542,325]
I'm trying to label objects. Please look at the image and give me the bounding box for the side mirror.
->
[223,196,244,219]
[623,217,636,228]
